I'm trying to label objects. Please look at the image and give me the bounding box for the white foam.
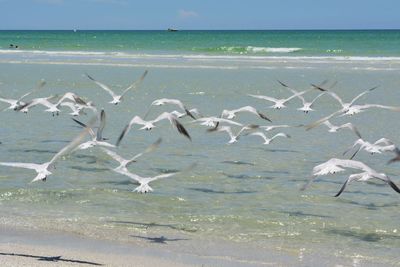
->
[246,46,302,53]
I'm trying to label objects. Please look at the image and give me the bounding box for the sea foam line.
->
[1,49,400,62]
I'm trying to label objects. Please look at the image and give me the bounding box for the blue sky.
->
[0,0,399,30]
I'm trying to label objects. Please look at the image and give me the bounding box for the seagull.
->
[0,79,46,111]
[343,138,396,159]
[145,98,197,119]
[341,104,400,116]
[302,158,400,196]
[111,163,196,193]
[388,148,400,164]
[306,85,379,130]
[220,106,272,121]
[277,80,326,113]
[101,138,161,173]
[247,88,311,109]
[86,70,148,105]
[60,102,85,116]
[16,95,61,115]
[72,109,115,150]
[191,116,243,128]
[246,132,290,145]
[0,117,96,182]
[116,112,191,146]
[322,120,361,138]
[207,125,258,144]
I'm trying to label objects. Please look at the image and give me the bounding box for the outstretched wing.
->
[86,73,118,98]
[120,70,148,97]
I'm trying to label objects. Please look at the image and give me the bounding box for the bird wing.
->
[334,173,361,197]
[17,79,46,102]
[247,94,278,103]
[153,112,191,140]
[127,138,162,165]
[349,86,379,106]
[48,116,97,166]
[72,118,96,138]
[0,162,40,170]
[86,73,118,98]
[96,109,106,141]
[305,109,343,131]
[120,70,148,97]
[283,89,311,104]
[310,92,326,105]
[100,147,126,164]
[339,123,362,138]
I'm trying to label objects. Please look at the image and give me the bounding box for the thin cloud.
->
[178,9,199,19]
[34,0,64,4]
[87,0,128,5]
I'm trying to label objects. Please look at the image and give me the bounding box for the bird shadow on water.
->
[107,220,197,233]
[8,148,58,154]
[188,187,257,194]
[337,199,399,210]
[283,211,335,219]
[69,166,110,172]
[220,160,255,166]
[130,235,189,244]
[222,172,275,180]
[0,252,102,266]
[325,229,400,243]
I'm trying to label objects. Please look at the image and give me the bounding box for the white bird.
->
[220,106,272,121]
[117,112,191,146]
[111,163,196,193]
[0,79,46,111]
[246,132,290,145]
[322,120,361,138]
[0,116,96,182]
[303,158,400,196]
[207,125,258,144]
[306,85,378,130]
[277,80,326,113]
[342,104,400,116]
[146,98,197,119]
[343,138,396,159]
[101,138,161,173]
[192,116,243,128]
[17,95,61,115]
[73,109,115,150]
[60,102,85,116]
[248,85,311,109]
[86,70,148,105]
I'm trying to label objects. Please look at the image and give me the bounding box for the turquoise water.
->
[1,30,400,56]
[0,31,400,266]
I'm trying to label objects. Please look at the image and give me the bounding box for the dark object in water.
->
[167,28,178,32]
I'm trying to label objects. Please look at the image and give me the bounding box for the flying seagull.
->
[86,70,148,105]
[220,106,272,121]
[247,88,311,109]
[72,109,115,150]
[111,163,196,193]
[145,98,197,119]
[116,112,191,146]
[246,132,290,145]
[302,158,400,197]
[0,117,96,182]
[102,138,162,173]
[0,79,46,111]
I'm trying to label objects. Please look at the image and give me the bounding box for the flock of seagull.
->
[1,70,400,196]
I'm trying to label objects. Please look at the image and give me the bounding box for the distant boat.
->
[167,28,178,32]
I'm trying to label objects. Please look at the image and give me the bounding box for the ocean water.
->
[0,31,400,265]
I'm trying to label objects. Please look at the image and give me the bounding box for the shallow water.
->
[0,51,400,265]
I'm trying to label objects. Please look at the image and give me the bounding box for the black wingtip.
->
[72,118,87,128]
[173,119,191,141]
[311,84,328,91]
[185,108,196,120]
[334,180,348,197]
[116,124,130,147]
[258,112,272,122]
[388,180,400,194]
[277,80,288,88]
